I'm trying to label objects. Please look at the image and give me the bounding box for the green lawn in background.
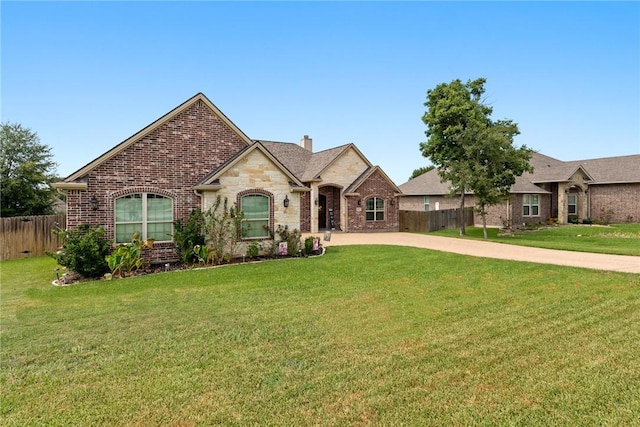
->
[1,248,639,426]
[429,223,640,256]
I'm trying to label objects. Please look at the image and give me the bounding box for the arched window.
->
[365,197,385,221]
[115,193,173,243]
[241,194,270,238]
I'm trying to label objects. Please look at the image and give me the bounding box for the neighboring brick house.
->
[54,93,401,263]
[399,152,640,227]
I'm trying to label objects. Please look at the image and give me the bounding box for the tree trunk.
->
[459,192,466,236]
[482,212,488,239]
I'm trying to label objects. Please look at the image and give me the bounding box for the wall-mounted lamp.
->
[314,197,318,206]
[357,199,361,206]
[90,196,99,211]
[283,194,289,208]
[390,199,395,206]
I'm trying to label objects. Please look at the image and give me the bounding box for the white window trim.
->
[115,193,173,243]
[366,197,385,221]
[568,194,577,215]
[522,194,540,217]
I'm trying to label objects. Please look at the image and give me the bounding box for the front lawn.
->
[430,223,640,256]
[1,249,639,426]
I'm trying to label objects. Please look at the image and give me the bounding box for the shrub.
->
[304,236,322,255]
[105,232,154,278]
[203,196,244,264]
[173,209,206,264]
[50,225,111,278]
[275,225,301,256]
[600,208,615,225]
[246,240,260,259]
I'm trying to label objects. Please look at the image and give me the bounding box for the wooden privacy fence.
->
[399,208,474,233]
[0,215,66,261]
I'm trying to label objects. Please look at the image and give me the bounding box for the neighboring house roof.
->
[398,167,452,196]
[563,155,640,184]
[399,152,640,195]
[53,93,253,188]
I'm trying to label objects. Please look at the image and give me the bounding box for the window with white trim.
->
[424,196,430,212]
[365,197,385,221]
[115,193,173,243]
[241,194,270,238]
[568,194,577,215]
[522,194,539,217]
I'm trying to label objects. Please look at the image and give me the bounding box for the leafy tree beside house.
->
[409,165,435,180]
[419,78,532,237]
[0,122,58,217]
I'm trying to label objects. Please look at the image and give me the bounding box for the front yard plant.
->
[49,224,111,278]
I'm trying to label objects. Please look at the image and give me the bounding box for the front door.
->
[318,195,327,229]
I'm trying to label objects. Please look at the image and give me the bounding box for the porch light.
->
[90,196,99,211]
[390,199,395,206]
[283,195,289,208]
[314,197,318,206]
[357,199,361,206]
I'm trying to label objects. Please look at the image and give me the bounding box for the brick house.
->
[53,93,401,263]
[399,152,640,227]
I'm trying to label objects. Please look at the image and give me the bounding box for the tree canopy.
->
[419,78,532,237]
[409,165,435,180]
[1,122,58,217]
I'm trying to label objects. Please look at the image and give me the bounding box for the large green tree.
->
[408,165,435,180]
[1,122,57,217]
[420,78,532,236]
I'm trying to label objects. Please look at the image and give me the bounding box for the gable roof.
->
[344,165,402,195]
[195,141,307,191]
[399,151,640,195]
[55,93,253,185]
[259,141,373,183]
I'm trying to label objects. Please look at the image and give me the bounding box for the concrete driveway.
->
[308,232,640,274]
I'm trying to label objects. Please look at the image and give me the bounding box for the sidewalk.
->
[306,232,640,274]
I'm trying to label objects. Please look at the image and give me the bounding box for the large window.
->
[241,194,270,238]
[568,194,577,215]
[424,196,430,212]
[115,193,173,243]
[366,197,385,221]
[522,194,539,217]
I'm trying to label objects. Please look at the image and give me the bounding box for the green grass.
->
[430,223,640,256]
[2,250,639,426]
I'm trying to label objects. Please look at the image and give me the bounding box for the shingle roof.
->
[259,141,354,182]
[564,155,640,184]
[398,152,640,195]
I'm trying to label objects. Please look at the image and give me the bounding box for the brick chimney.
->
[300,135,313,152]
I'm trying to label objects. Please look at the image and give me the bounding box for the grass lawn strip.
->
[430,223,640,256]
[1,247,639,426]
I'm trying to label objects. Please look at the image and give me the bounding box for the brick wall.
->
[347,169,399,232]
[590,183,640,223]
[66,100,249,263]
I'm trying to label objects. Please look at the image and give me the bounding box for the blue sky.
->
[2,1,639,185]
